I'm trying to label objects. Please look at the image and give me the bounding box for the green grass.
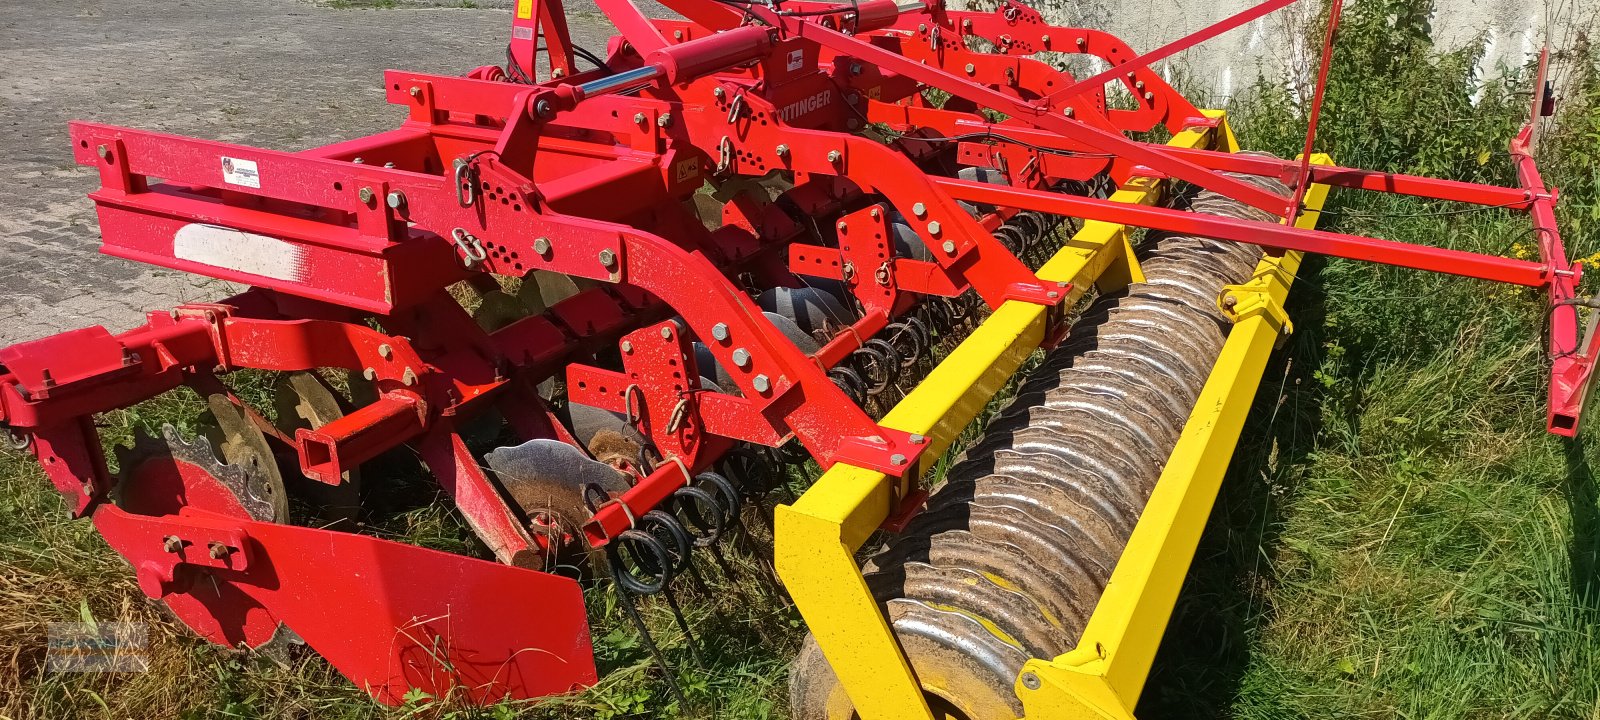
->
[1139,2,1600,717]
[4,0,1600,717]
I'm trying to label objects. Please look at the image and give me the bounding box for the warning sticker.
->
[787,49,805,72]
[221,157,261,189]
[516,0,533,19]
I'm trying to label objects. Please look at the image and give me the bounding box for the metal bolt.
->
[918,23,928,32]
[533,237,551,255]
[660,326,674,340]
[850,62,863,75]
[162,536,182,553]
[402,368,418,387]
[942,240,957,254]
[208,541,230,560]
[1075,37,1087,48]
[96,144,110,160]
[385,190,406,209]
[1222,295,1238,309]
[912,202,928,217]
[776,144,790,157]
[752,374,772,394]
[890,453,907,466]
[352,156,365,164]
[551,68,564,78]
[909,434,927,444]
[962,18,973,30]
[1021,672,1041,691]
[633,112,646,125]
[827,149,842,163]
[870,207,882,219]
[732,348,752,368]
[712,322,730,341]
[847,118,861,130]
[837,221,849,232]
[927,220,942,235]
[713,86,726,99]
[363,367,377,381]
[964,63,976,75]
[409,86,422,99]
[1064,106,1075,117]
[378,344,393,359]
[598,249,617,268]
[1143,91,1155,101]
[1047,290,1060,299]
[657,113,673,128]
[674,29,684,39]
[1041,34,1051,46]
[534,98,554,118]
[1135,80,1146,90]
[621,340,634,354]
[358,187,375,204]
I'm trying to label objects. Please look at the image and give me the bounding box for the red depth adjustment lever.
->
[528,25,775,118]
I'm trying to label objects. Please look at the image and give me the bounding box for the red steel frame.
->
[0,0,1586,705]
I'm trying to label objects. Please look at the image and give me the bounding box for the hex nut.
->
[712,323,730,341]
[752,374,772,394]
[732,348,752,368]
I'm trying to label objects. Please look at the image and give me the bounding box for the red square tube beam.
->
[933,176,1550,287]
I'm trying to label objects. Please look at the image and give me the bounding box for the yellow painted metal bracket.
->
[1016,152,1335,720]
[774,116,1231,720]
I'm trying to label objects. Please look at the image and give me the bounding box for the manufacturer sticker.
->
[779,88,833,122]
[787,49,805,72]
[220,156,260,189]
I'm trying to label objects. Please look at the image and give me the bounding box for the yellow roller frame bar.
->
[774,108,1334,720]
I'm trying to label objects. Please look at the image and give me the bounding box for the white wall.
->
[990,0,1596,104]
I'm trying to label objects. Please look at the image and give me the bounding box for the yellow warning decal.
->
[516,0,533,20]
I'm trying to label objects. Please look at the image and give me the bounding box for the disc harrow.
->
[0,0,1583,717]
